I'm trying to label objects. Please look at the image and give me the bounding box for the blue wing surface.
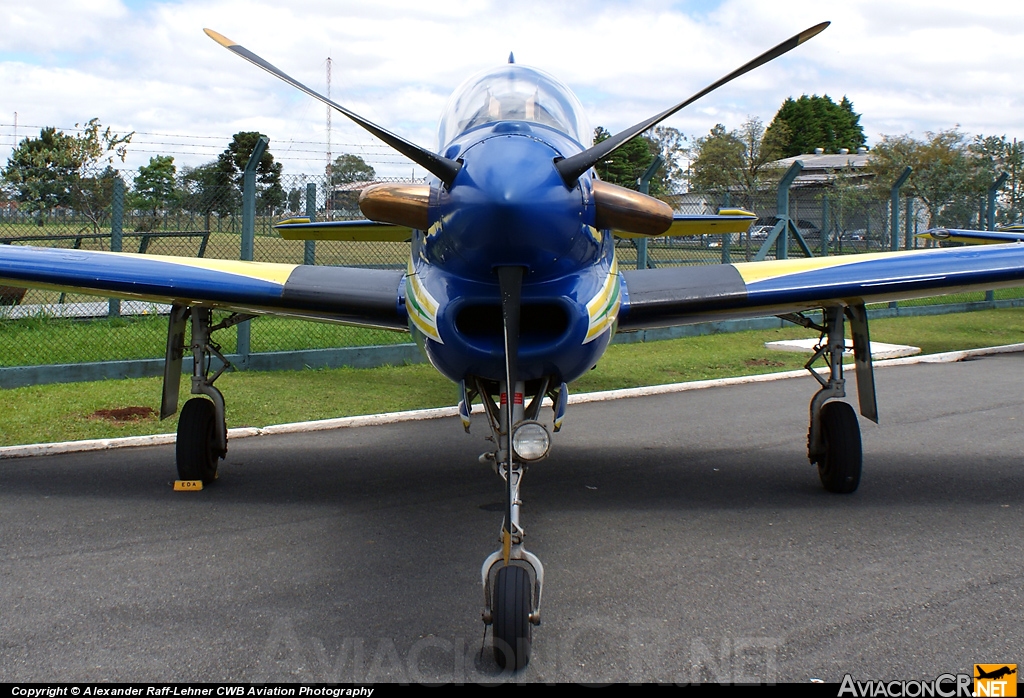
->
[0,246,407,330]
[619,244,1024,330]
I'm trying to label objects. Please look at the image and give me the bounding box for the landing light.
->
[512,420,551,462]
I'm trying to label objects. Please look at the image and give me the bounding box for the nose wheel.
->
[491,565,533,670]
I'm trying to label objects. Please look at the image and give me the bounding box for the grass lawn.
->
[2,308,1022,447]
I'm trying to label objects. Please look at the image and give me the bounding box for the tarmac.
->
[1,347,1022,682]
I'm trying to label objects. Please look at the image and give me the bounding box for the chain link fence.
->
[0,165,1020,374]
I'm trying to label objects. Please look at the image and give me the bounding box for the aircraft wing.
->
[618,244,1024,330]
[274,218,413,242]
[0,245,407,330]
[614,209,756,239]
[917,227,1024,245]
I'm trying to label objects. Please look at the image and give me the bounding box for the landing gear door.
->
[847,302,878,424]
[161,304,189,420]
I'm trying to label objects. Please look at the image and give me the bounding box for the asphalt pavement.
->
[1,353,1022,683]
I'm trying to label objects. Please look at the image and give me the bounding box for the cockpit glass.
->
[438,65,592,149]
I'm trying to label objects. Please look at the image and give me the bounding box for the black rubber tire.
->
[176,398,221,484]
[816,401,862,494]
[492,565,532,671]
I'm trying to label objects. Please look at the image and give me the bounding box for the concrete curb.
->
[3,342,1022,460]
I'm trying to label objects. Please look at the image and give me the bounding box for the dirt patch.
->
[744,358,785,367]
[90,406,157,422]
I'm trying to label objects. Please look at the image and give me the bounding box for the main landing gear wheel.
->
[492,565,532,671]
[815,401,861,494]
[176,397,221,484]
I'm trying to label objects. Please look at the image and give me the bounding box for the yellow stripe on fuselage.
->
[585,258,620,343]
[405,260,442,343]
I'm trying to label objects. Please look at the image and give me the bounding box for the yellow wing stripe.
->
[64,250,300,286]
[733,252,898,285]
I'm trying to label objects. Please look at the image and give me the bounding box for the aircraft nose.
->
[437,133,590,278]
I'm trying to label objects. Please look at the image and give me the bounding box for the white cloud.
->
[2,0,1024,177]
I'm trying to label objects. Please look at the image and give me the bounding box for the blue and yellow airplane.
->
[4,22,1024,669]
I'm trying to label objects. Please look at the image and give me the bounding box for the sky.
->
[2,0,1024,179]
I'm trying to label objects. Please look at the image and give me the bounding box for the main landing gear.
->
[160,305,254,484]
[781,304,878,494]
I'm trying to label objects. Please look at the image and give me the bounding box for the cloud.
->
[2,0,1024,177]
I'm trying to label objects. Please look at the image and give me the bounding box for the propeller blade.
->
[555,21,829,186]
[497,265,524,550]
[204,29,462,186]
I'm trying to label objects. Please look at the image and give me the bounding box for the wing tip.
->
[273,217,312,228]
[204,28,236,48]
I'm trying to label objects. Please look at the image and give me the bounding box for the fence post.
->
[635,155,663,270]
[985,172,1009,302]
[304,182,317,265]
[108,176,124,318]
[904,195,914,249]
[890,166,912,251]
[238,136,269,365]
[886,167,912,309]
[776,161,803,260]
[820,195,830,256]
[720,191,732,264]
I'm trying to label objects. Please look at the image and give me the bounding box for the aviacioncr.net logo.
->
[838,673,973,697]
[974,664,1017,697]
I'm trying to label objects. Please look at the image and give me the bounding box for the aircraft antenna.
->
[326,55,332,219]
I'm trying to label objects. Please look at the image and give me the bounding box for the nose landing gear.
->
[478,379,544,671]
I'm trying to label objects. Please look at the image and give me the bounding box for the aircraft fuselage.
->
[405,68,619,385]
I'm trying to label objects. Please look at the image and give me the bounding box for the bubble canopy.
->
[438,65,593,150]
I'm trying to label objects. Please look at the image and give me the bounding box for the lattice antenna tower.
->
[325,56,332,217]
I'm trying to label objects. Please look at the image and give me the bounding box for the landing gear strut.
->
[161,305,253,484]
[783,304,876,494]
[478,378,544,671]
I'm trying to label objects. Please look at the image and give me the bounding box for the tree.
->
[3,127,80,225]
[969,134,1024,225]
[331,154,376,185]
[132,155,177,228]
[647,126,688,194]
[287,187,302,213]
[330,154,377,212]
[868,128,988,229]
[766,95,866,157]
[2,118,132,228]
[688,123,744,196]
[734,117,788,196]
[593,126,666,195]
[73,166,121,234]
[217,131,285,214]
[686,117,786,209]
[180,162,237,230]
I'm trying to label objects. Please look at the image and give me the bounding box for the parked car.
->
[748,217,822,245]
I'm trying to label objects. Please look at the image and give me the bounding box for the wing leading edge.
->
[0,246,407,330]
[618,244,1024,330]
